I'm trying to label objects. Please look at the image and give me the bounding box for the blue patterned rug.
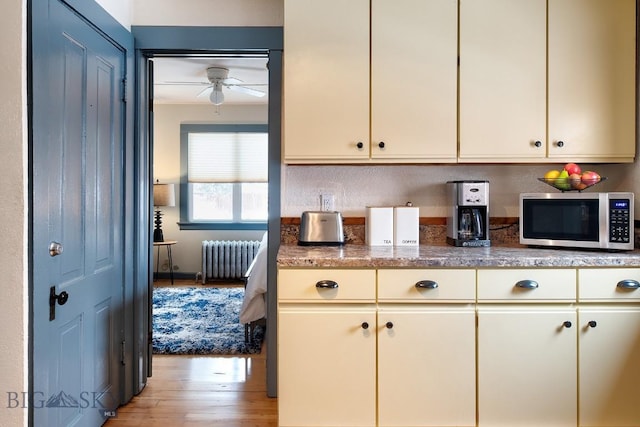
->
[152,286,265,355]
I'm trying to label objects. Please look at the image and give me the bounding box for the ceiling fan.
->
[200,67,266,105]
[165,66,267,105]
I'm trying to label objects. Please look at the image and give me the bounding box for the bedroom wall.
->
[153,103,268,276]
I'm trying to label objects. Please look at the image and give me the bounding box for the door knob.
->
[49,241,63,257]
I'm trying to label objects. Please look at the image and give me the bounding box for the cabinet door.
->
[371,0,457,162]
[579,307,640,427]
[283,0,370,162]
[378,306,476,427]
[548,0,636,162]
[459,0,546,162]
[278,307,376,427]
[477,306,577,426]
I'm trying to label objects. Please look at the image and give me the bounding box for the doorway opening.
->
[134,25,282,399]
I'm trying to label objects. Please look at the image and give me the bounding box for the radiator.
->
[201,240,261,283]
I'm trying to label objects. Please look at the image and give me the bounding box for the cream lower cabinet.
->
[278,307,377,426]
[377,269,476,427]
[577,268,640,427]
[476,269,578,426]
[279,266,640,426]
[278,268,476,427]
[278,269,377,427]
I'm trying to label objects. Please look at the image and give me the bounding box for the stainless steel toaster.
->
[298,211,345,246]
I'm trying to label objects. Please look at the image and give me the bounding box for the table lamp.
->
[153,180,175,242]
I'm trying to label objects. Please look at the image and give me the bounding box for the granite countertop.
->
[277,243,640,269]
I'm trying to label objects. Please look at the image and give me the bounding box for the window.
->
[179,124,268,230]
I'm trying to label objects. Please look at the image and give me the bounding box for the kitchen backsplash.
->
[282,219,640,248]
[281,218,521,246]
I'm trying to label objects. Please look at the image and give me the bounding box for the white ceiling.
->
[152,56,269,105]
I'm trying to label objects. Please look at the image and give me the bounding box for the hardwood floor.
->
[105,279,277,426]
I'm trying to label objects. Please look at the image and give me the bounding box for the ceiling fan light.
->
[210,84,224,105]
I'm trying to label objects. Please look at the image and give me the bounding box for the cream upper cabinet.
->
[283,0,458,163]
[283,0,370,162]
[459,0,547,162]
[370,0,457,162]
[460,0,636,163]
[548,0,636,162]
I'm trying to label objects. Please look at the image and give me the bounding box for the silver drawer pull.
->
[415,280,438,289]
[617,279,640,290]
[515,280,539,289]
[316,280,338,289]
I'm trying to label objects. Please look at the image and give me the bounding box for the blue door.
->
[31,0,125,425]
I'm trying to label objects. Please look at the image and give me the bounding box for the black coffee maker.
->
[446,180,490,247]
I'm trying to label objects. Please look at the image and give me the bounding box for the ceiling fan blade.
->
[156,81,210,86]
[222,77,243,85]
[196,86,214,97]
[226,85,266,97]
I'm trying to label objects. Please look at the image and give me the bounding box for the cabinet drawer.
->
[477,269,576,302]
[378,269,475,302]
[578,268,640,302]
[278,269,376,302]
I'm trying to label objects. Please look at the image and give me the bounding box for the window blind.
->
[187,132,268,183]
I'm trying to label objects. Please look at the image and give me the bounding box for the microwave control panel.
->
[609,199,631,243]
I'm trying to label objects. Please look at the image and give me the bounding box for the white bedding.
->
[239,231,268,324]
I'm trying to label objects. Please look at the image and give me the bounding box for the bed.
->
[239,231,268,339]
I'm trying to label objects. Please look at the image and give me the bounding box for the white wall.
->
[1,0,27,424]
[132,0,283,26]
[95,0,132,28]
[154,103,268,274]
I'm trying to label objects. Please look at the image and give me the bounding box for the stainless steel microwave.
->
[520,192,634,251]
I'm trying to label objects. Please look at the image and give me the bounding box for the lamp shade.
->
[153,183,175,207]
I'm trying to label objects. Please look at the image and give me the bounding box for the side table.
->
[153,240,177,284]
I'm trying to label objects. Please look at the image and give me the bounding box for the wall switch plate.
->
[321,194,335,211]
